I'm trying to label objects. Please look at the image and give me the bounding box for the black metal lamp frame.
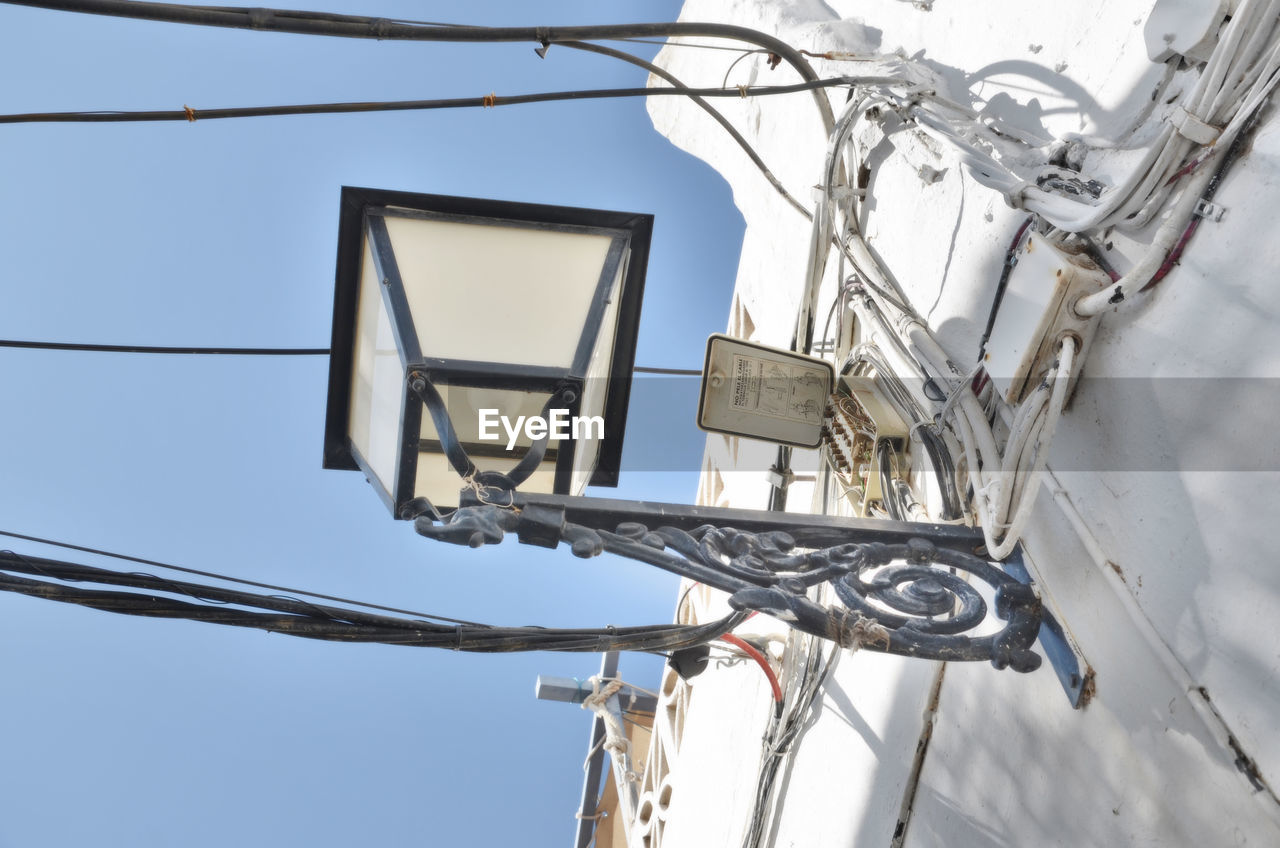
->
[323,186,654,517]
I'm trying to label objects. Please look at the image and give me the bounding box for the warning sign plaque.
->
[697,335,834,448]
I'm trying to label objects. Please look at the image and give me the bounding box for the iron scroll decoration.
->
[416,499,1044,672]
[405,368,1041,671]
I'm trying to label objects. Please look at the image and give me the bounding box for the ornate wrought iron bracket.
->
[415,492,1043,672]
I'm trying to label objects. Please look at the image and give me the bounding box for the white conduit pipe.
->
[1073,161,1218,316]
[987,335,1075,560]
[1044,469,1280,814]
[904,0,1280,235]
[905,322,1003,479]
[905,331,1072,557]
[1001,402,1050,529]
[796,93,878,349]
[993,382,1052,527]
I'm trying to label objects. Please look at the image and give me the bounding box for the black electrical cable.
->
[977,216,1035,361]
[876,439,906,522]
[0,339,329,355]
[721,49,769,88]
[612,36,772,53]
[632,366,701,376]
[557,40,812,219]
[0,341,696,378]
[0,529,491,627]
[0,78,855,126]
[0,546,484,629]
[914,427,961,520]
[0,550,749,653]
[3,1,837,133]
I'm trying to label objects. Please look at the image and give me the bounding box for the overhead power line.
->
[632,366,702,376]
[0,1,837,134]
[556,40,813,218]
[0,341,701,374]
[0,549,747,653]
[0,78,855,125]
[0,529,489,626]
[0,340,329,355]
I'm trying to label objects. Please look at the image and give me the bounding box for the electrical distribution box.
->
[839,375,909,440]
[697,334,835,448]
[984,232,1111,405]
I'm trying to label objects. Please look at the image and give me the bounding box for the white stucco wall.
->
[646,1,1280,844]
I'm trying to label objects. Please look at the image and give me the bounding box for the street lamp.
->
[323,186,652,516]
[321,186,1059,683]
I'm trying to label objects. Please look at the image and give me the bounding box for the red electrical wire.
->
[683,591,783,714]
[1140,217,1201,293]
[720,632,784,709]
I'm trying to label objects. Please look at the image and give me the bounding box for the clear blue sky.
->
[0,2,745,845]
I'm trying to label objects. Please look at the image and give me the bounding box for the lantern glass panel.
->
[571,255,626,492]
[413,383,563,508]
[383,213,616,369]
[347,237,404,503]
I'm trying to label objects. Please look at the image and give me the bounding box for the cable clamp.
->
[1169,105,1221,146]
[482,92,498,108]
[1005,185,1029,210]
[1194,198,1226,222]
[908,419,938,440]
[811,184,864,203]
[938,364,983,423]
[828,185,865,202]
[765,464,795,490]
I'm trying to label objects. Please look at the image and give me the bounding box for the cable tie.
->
[183,105,197,123]
[482,92,498,108]
[938,364,983,423]
[454,624,463,650]
[908,419,936,440]
[737,84,750,98]
[1169,105,1221,146]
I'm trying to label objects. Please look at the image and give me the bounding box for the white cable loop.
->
[459,470,516,508]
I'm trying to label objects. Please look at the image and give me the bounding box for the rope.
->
[581,676,640,783]
[837,610,891,651]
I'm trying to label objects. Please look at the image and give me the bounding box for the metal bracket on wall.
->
[1003,548,1093,708]
[418,491,1048,673]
